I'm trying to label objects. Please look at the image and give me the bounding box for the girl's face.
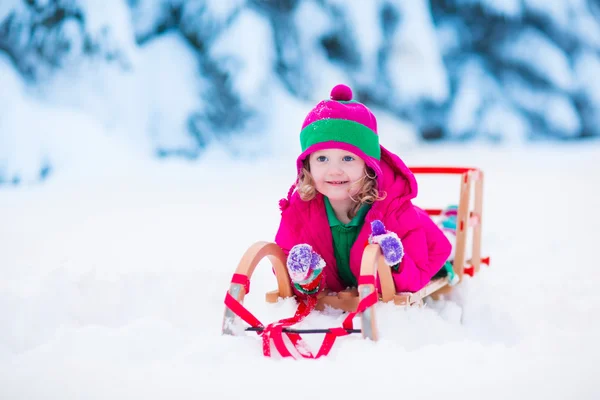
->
[308,149,366,202]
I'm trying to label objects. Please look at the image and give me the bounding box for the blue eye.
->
[343,155,354,162]
[316,155,328,162]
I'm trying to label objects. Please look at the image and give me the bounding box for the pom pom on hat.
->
[330,84,353,101]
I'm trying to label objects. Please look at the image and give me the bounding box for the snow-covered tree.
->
[1,0,600,185]
[430,0,600,140]
[0,0,133,80]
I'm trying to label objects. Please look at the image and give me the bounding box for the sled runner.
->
[222,166,489,358]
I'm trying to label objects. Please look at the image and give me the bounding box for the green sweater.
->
[324,197,371,287]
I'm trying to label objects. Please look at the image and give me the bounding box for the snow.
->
[504,73,581,137]
[478,102,530,143]
[33,57,152,154]
[0,0,20,23]
[329,0,383,84]
[2,30,207,178]
[455,0,523,17]
[386,1,449,104]
[434,21,462,54]
[292,1,351,100]
[0,53,138,184]
[128,0,165,39]
[136,31,204,151]
[446,60,487,137]
[574,51,600,106]
[1,141,599,399]
[2,72,600,399]
[199,0,245,22]
[499,27,574,92]
[444,58,530,143]
[180,0,244,40]
[523,0,572,27]
[209,8,275,100]
[522,0,600,47]
[573,11,600,49]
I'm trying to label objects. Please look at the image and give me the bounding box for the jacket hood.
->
[367,145,418,221]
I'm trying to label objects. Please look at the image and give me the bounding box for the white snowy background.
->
[1,0,600,399]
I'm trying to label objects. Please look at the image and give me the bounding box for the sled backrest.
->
[408,167,484,279]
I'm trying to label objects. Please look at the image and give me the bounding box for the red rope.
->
[313,287,378,358]
[224,293,263,331]
[224,274,380,359]
[264,296,317,358]
[271,275,379,359]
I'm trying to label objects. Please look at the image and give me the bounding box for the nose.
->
[327,162,344,175]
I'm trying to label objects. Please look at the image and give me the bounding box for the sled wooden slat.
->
[394,278,449,306]
[231,241,292,301]
[471,170,484,274]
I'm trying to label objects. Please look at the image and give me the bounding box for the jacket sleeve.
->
[274,210,295,256]
[389,204,452,292]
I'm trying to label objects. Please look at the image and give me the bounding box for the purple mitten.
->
[286,244,325,286]
[369,220,404,266]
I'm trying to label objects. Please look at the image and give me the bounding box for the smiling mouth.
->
[326,180,348,185]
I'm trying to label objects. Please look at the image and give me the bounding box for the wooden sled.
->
[223,167,488,343]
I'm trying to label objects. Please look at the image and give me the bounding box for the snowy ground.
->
[1,137,599,399]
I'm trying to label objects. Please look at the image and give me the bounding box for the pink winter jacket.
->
[275,146,452,294]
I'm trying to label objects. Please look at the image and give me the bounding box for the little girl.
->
[276,84,452,296]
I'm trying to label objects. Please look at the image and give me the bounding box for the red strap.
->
[342,290,378,331]
[223,279,316,358]
[314,332,339,358]
[231,273,250,294]
[358,275,376,286]
[265,324,293,358]
[225,274,255,331]
[262,330,271,357]
[224,293,263,331]
[318,290,379,356]
[224,281,317,358]
[263,296,317,358]
[341,276,379,330]
[311,290,379,358]
[275,283,379,359]
[225,274,379,359]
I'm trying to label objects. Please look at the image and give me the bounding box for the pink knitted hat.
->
[297,84,382,183]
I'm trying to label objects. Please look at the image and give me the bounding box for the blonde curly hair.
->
[296,158,386,219]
